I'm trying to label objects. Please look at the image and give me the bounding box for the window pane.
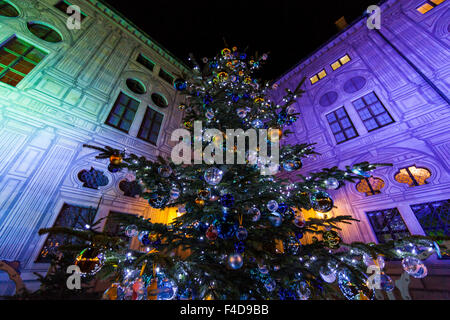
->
[335,132,346,143]
[430,0,444,4]
[366,208,410,243]
[376,113,393,126]
[138,107,163,144]
[25,48,46,63]
[331,61,341,70]
[0,49,17,66]
[6,38,30,55]
[352,98,366,110]
[358,108,372,120]
[310,75,318,84]
[335,108,346,119]
[119,120,131,131]
[118,93,130,105]
[318,69,327,79]
[417,3,434,14]
[330,123,341,133]
[340,54,351,65]
[364,119,378,130]
[13,58,35,74]
[345,128,356,138]
[364,92,378,104]
[0,70,23,86]
[326,113,336,123]
[340,118,351,128]
[113,105,125,116]
[137,54,154,71]
[107,114,120,126]
[124,109,135,121]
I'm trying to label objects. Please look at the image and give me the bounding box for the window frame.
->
[158,68,174,84]
[331,54,351,71]
[416,0,445,14]
[310,69,327,85]
[394,165,431,187]
[136,53,155,72]
[137,106,164,145]
[0,0,19,17]
[326,106,359,144]
[352,92,394,132]
[27,22,62,43]
[105,91,140,133]
[366,207,411,244]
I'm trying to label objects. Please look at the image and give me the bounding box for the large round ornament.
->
[158,165,172,178]
[206,225,218,241]
[204,167,224,185]
[269,212,283,227]
[220,194,235,208]
[267,200,278,212]
[236,226,248,241]
[228,253,243,269]
[322,230,341,249]
[109,155,123,166]
[74,247,104,275]
[247,207,261,222]
[282,159,302,172]
[173,78,187,91]
[337,269,374,300]
[310,191,334,213]
[323,177,340,190]
[148,193,169,209]
[401,256,428,278]
[125,225,139,237]
[236,108,248,118]
[170,187,181,200]
[157,277,178,300]
[319,265,337,283]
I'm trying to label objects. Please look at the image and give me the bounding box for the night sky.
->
[102,0,378,80]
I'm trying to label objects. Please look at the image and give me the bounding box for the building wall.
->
[273,0,449,298]
[0,0,187,295]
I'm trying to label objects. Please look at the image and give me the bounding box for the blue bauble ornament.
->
[282,159,302,172]
[173,78,187,91]
[205,109,214,120]
[236,108,247,118]
[251,119,264,129]
[323,177,340,190]
[228,253,243,269]
[220,194,235,208]
[401,257,427,278]
[277,203,288,215]
[267,200,278,212]
[158,165,172,178]
[157,277,178,300]
[170,187,180,200]
[258,265,269,275]
[379,274,395,292]
[351,166,371,178]
[269,212,282,227]
[236,226,248,241]
[125,225,139,237]
[234,241,245,254]
[295,231,304,240]
[204,167,224,185]
[140,233,151,246]
[247,207,261,222]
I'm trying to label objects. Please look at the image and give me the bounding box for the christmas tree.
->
[40,47,447,300]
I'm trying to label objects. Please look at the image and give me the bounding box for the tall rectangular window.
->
[366,208,410,243]
[410,200,449,258]
[326,107,358,143]
[36,204,96,262]
[0,36,47,87]
[136,54,155,72]
[54,0,87,21]
[138,107,163,145]
[159,68,174,84]
[352,92,394,131]
[105,92,139,133]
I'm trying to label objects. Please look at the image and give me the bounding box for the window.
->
[343,76,366,94]
[353,92,394,131]
[27,22,62,43]
[0,0,19,17]
[366,208,410,243]
[331,54,351,71]
[416,0,446,14]
[151,92,168,109]
[54,0,86,21]
[136,53,154,72]
[394,165,431,187]
[310,69,327,84]
[411,199,449,258]
[36,204,97,262]
[159,68,174,84]
[0,36,47,87]
[106,92,139,132]
[78,167,109,189]
[326,107,358,143]
[319,91,338,107]
[126,78,146,94]
[138,107,163,145]
[356,177,385,196]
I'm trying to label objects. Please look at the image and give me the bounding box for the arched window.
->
[119,180,142,197]
[395,165,431,187]
[356,177,385,196]
[319,91,338,107]
[27,22,62,43]
[126,78,146,94]
[0,0,19,17]
[151,93,168,108]
[343,76,366,94]
[78,167,109,189]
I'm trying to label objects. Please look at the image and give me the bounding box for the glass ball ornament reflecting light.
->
[379,273,395,292]
[204,167,224,185]
[323,177,340,190]
[125,225,139,237]
[310,191,334,213]
[282,159,302,172]
[173,78,187,91]
[401,256,428,278]
[158,165,172,178]
[227,253,244,269]
[236,226,248,241]
[269,212,282,227]
[319,265,337,283]
[267,200,278,212]
[170,187,180,200]
[247,207,261,222]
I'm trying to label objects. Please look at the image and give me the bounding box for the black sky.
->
[102,0,378,80]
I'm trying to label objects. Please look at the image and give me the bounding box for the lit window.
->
[138,107,163,145]
[126,78,146,94]
[416,0,446,14]
[310,69,327,84]
[159,68,174,84]
[0,0,19,17]
[326,107,358,144]
[54,1,86,21]
[356,177,385,196]
[366,208,410,243]
[331,54,351,71]
[106,92,139,132]
[27,22,62,43]
[353,92,394,131]
[137,54,155,72]
[0,36,47,87]
[394,165,431,187]
[36,204,97,262]
[411,199,449,259]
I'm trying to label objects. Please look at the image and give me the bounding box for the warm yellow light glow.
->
[417,3,434,14]
[430,0,445,5]
[318,69,327,79]
[340,54,351,65]
[331,61,341,70]
[310,75,319,84]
